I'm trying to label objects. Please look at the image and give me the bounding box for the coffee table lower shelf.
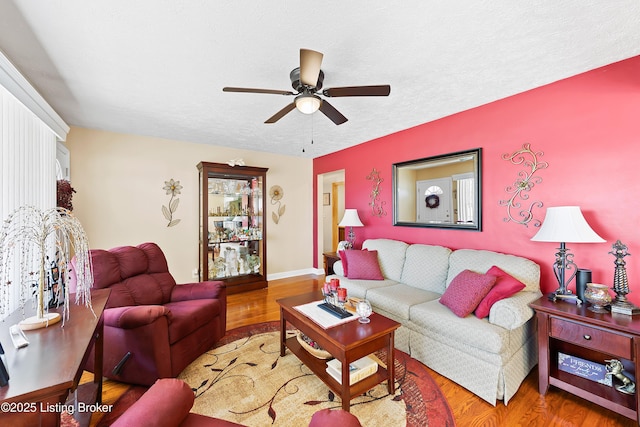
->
[284,335,390,405]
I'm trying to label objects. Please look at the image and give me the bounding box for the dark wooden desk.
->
[0,289,109,427]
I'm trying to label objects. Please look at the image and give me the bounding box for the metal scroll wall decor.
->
[366,168,386,217]
[499,143,548,227]
[162,179,183,227]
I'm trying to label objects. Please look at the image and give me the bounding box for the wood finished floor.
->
[87,275,636,426]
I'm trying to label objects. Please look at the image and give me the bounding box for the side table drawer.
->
[550,317,632,359]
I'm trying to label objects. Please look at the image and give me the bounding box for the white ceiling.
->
[1,1,639,158]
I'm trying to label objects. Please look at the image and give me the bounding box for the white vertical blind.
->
[0,84,58,317]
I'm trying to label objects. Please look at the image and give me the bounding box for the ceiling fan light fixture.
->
[295,94,321,114]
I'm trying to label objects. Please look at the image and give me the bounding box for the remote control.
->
[10,325,29,349]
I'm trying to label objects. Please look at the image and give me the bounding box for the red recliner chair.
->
[112,379,362,427]
[70,242,226,386]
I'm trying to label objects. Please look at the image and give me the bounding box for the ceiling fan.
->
[223,49,391,125]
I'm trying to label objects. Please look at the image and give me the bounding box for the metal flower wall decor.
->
[162,179,183,227]
[499,143,548,227]
[270,185,286,224]
[366,168,386,217]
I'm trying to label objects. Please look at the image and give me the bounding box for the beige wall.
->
[65,127,314,283]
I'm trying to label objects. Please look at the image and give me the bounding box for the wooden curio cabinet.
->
[197,162,268,294]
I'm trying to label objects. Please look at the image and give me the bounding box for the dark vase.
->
[576,269,592,302]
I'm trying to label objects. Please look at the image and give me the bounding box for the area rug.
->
[100,322,455,426]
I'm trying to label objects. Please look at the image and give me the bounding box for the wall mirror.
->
[393,148,482,230]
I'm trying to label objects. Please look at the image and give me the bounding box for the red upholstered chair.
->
[112,379,362,427]
[112,378,244,427]
[308,409,363,427]
[70,242,226,386]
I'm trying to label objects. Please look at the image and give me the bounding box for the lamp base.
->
[610,301,640,316]
[18,312,61,330]
[548,291,582,305]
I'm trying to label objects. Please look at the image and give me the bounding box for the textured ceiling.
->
[0,1,639,158]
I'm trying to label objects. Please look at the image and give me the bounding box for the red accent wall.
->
[314,55,640,305]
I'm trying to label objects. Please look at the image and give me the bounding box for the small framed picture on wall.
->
[323,193,330,206]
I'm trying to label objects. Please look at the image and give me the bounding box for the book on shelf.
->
[557,352,612,386]
[325,355,378,385]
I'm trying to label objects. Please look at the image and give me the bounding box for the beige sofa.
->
[327,238,541,405]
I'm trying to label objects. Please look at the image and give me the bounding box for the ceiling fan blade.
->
[223,87,295,96]
[318,100,348,125]
[322,85,391,97]
[299,49,323,87]
[265,102,296,124]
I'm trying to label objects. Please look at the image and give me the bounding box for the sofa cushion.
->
[88,249,122,289]
[410,300,513,355]
[336,277,398,299]
[475,266,526,319]
[399,244,452,293]
[366,284,441,320]
[165,299,220,344]
[439,270,496,317]
[342,249,384,280]
[113,245,149,278]
[446,249,540,293]
[362,239,409,282]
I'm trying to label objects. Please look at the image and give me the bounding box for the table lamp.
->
[339,209,364,249]
[531,206,605,303]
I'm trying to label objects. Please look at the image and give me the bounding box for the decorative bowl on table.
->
[584,283,612,313]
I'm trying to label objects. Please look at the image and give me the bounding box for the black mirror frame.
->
[392,148,482,231]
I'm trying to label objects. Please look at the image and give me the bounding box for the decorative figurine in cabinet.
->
[197,162,268,294]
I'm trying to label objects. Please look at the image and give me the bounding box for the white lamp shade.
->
[339,209,364,227]
[531,206,604,243]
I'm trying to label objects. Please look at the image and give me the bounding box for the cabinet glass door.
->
[198,162,268,294]
[206,177,263,279]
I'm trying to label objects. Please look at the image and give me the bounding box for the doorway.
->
[317,170,345,267]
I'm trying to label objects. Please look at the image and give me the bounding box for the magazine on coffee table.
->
[294,300,361,328]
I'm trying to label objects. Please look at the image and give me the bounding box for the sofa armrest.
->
[112,378,193,427]
[171,280,226,302]
[333,260,344,276]
[488,290,543,330]
[104,305,170,329]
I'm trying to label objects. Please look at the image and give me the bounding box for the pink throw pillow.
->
[440,270,497,317]
[338,250,349,276]
[344,250,384,280]
[474,266,526,318]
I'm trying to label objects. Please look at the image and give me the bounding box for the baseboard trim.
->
[267,268,324,281]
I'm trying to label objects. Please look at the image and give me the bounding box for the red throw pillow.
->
[439,270,497,317]
[343,250,384,280]
[338,250,348,276]
[474,266,526,318]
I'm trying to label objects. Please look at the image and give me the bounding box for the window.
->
[0,51,69,318]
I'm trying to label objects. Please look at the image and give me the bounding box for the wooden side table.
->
[0,289,110,427]
[530,297,640,423]
[323,252,340,276]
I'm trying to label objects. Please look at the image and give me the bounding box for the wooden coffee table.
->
[277,291,400,412]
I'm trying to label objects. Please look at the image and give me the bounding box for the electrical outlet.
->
[192,268,199,278]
